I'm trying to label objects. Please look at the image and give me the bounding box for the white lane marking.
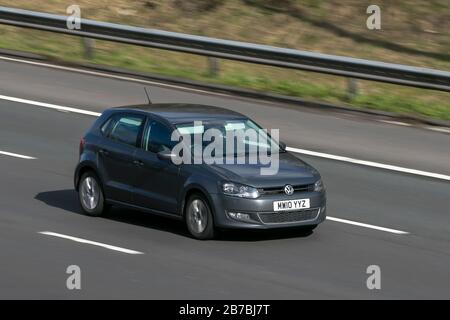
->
[286,147,450,181]
[1,93,449,182]
[0,94,101,117]
[327,217,409,235]
[2,54,449,136]
[0,55,231,97]
[0,150,36,159]
[378,120,412,127]
[426,126,450,134]
[379,120,450,134]
[39,231,144,255]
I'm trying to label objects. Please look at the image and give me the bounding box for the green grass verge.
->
[0,26,449,121]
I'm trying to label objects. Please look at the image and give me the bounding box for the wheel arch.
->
[74,162,101,191]
[180,184,215,219]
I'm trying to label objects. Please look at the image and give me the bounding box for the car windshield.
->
[175,119,281,157]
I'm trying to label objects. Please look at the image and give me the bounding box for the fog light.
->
[227,211,252,222]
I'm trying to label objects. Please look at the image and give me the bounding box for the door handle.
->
[133,160,144,166]
[99,149,109,156]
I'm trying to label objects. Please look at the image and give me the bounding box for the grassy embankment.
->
[0,0,449,120]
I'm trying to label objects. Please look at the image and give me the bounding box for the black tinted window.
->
[107,114,144,147]
[143,120,173,153]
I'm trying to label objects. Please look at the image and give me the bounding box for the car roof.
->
[113,104,247,125]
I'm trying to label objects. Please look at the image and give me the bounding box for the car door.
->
[133,118,181,214]
[97,113,145,204]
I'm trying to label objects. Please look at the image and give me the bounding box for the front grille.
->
[258,208,320,224]
[260,184,314,195]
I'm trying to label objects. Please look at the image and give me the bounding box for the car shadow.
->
[34,189,314,242]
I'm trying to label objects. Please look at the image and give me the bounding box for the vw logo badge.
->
[284,185,294,195]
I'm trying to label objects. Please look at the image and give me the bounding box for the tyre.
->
[185,194,215,240]
[78,172,106,217]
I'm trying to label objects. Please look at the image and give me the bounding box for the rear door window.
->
[103,114,145,147]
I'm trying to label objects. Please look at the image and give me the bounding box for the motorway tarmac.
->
[0,57,449,299]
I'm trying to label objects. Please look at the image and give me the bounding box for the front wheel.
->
[78,172,105,217]
[185,194,215,240]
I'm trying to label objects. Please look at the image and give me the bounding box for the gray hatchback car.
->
[74,104,326,239]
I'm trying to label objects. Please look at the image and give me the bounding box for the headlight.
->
[314,179,324,192]
[222,182,260,199]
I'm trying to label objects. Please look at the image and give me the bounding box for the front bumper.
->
[210,191,327,230]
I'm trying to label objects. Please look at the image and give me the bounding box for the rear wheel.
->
[78,172,105,217]
[185,194,215,240]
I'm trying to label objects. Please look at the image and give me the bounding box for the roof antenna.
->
[144,87,152,105]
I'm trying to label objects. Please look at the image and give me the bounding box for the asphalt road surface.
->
[0,56,449,299]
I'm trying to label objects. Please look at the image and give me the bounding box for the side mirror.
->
[279,141,287,151]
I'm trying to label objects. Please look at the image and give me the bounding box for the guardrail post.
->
[347,78,358,99]
[82,38,94,59]
[207,57,219,77]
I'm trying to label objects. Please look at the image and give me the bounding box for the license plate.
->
[273,199,310,212]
